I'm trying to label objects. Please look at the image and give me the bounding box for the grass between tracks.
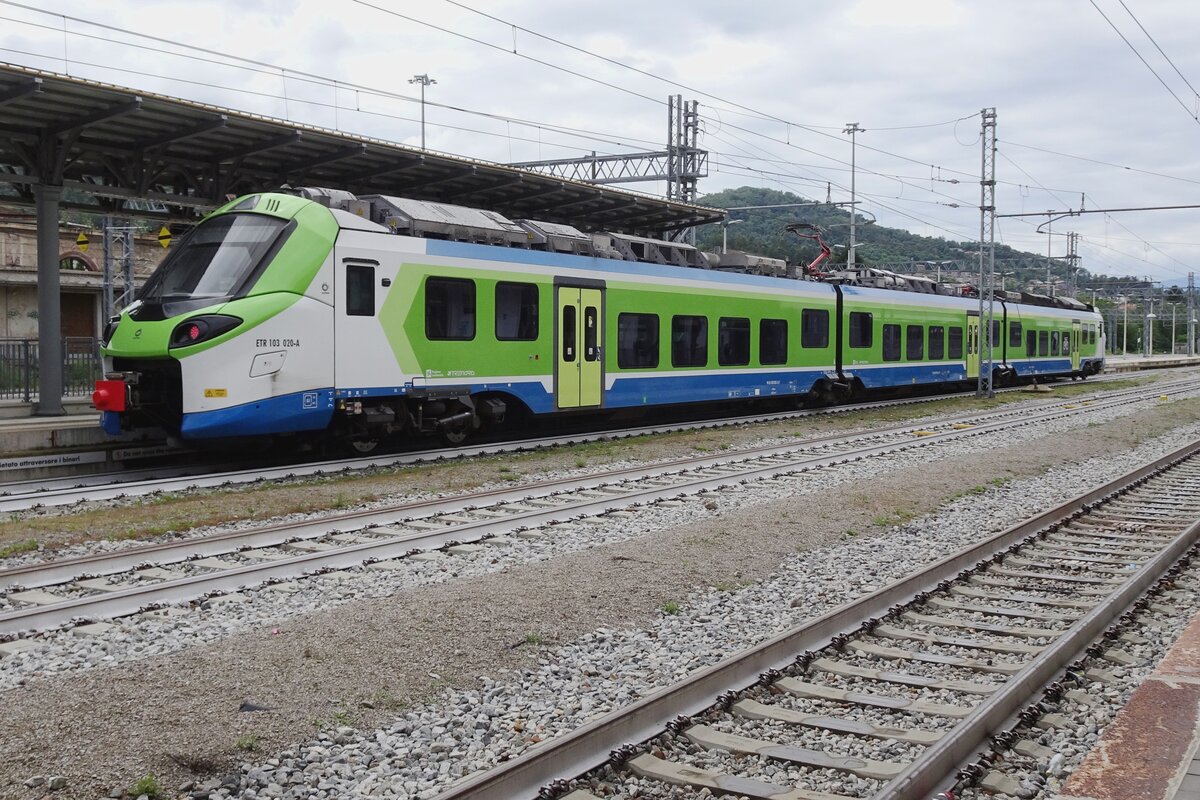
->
[0,374,1171,555]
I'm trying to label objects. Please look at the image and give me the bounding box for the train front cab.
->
[94,193,339,440]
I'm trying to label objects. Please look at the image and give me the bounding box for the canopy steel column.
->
[34,183,64,415]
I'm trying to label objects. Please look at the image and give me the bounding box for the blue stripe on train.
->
[1010,358,1073,376]
[846,363,968,389]
[180,389,335,439]
[605,370,829,407]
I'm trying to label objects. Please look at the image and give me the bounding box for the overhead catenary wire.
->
[1087,0,1200,125]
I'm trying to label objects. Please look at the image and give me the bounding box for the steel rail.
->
[426,438,1200,800]
[0,370,1170,511]
[877,518,1200,799]
[0,381,1185,606]
[0,381,1192,636]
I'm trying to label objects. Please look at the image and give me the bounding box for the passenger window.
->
[584,306,598,362]
[1027,330,1036,358]
[990,320,1000,348]
[849,312,873,348]
[801,309,830,349]
[882,324,901,361]
[1050,331,1060,355]
[1038,331,1049,357]
[495,282,538,341]
[617,313,658,368]
[760,319,788,365]
[672,315,708,368]
[561,305,576,363]
[1009,321,1022,347]
[948,326,963,359]
[928,326,944,360]
[425,277,475,340]
[346,264,375,316]
[906,325,924,360]
[718,317,750,366]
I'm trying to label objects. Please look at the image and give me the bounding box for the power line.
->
[1000,140,1200,187]
[1088,0,1199,125]
[1117,0,1200,104]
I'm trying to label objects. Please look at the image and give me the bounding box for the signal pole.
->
[844,122,862,267]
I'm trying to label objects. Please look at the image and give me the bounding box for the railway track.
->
[0,370,1164,513]
[427,437,1200,800]
[0,377,1194,643]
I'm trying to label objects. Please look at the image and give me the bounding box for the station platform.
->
[0,405,167,478]
[1060,608,1200,800]
[1105,354,1200,373]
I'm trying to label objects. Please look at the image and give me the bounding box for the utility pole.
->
[1144,296,1156,357]
[1065,232,1079,296]
[408,73,436,149]
[1045,213,1054,296]
[977,108,997,398]
[1123,297,1128,355]
[1189,272,1196,357]
[844,122,863,267]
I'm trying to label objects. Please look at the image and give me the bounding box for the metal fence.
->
[0,337,102,401]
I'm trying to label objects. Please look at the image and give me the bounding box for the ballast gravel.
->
[2,393,1200,798]
[1,387,1196,692]
[172,408,1200,800]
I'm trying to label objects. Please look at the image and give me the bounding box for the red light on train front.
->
[92,380,127,412]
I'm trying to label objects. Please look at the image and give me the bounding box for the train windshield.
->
[136,214,287,318]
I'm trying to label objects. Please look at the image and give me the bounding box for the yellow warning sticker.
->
[158,226,172,249]
[76,232,89,252]
[203,388,228,398]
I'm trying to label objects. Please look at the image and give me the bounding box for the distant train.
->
[92,188,1104,450]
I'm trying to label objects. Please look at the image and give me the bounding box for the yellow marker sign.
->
[76,232,88,252]
[158,226,172,248]
[203,388,228,398]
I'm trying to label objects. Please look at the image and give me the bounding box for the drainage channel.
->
[0,381,1193,642]
[425,439,1200,800]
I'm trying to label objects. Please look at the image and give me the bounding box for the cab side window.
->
[346,264,375,317]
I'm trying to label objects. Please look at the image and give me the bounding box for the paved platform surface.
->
[1059,610,1200,800]
[1106,354,1200,372]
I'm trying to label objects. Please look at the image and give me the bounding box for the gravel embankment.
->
[1,393,1197,798]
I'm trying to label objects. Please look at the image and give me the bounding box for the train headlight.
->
[102,315,121,345]
[169,314,243,348]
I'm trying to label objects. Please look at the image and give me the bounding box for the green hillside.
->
[693,186,1146,293]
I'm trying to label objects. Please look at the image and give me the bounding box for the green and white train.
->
[93,188,1105,448]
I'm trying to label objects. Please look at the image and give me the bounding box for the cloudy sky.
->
[3,0,1200,287]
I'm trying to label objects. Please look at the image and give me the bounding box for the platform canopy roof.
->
[0,62,723,234]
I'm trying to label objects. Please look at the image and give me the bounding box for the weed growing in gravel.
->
[574,458,587,468]
[841,528,859,539]
[661,600,681,615]
[235,734,259,752]
[331,709,354,726]
[989,476,1011,487]
[366,689,410,711]
[523,632,546,645]
[0,538,37,557]
[129,774,163,799]
[167,752,221,773]
[497,465,512,473]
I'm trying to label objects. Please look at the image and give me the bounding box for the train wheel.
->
[349,438,380,455]
[441,428,470,446]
